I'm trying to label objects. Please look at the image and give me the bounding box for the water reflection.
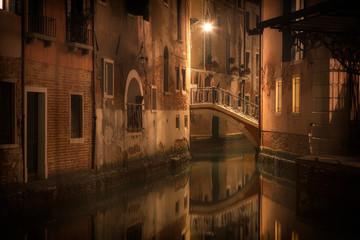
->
[190,137,258,240]
[3,169,190,240]
[3,137,360,239]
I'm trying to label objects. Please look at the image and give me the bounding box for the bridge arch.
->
[190,106,259,147]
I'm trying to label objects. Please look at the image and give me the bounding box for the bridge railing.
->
[190,87,259,120]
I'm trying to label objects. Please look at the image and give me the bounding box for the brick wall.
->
[0,56,23,183]
[25,60,93,176]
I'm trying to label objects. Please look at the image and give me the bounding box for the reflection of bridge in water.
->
[190,87,260,146]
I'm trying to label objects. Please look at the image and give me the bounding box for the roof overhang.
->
[248,0,360,36]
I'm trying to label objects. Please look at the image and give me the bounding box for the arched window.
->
[164,47,169,92]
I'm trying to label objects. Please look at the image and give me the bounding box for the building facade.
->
[93,0,190,168]
[0,0,191,183]
[189,0,260,139]
[258,0,357,156]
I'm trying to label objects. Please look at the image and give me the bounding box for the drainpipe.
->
[91,0,96,169]
[21,0,26,182]
[258,1,262,149]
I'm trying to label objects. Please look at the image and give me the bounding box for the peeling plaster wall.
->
[94,0,190,168]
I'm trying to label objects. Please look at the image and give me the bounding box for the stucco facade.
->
[93,0,190,168]
[260,0,350,156]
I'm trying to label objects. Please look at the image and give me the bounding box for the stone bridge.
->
[190,87,259,147]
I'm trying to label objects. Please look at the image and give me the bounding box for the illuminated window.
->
[151,86,157,111]
[1,0,16,12]
[103,58,114,98]
[0,81,15,144]
[276,79,282,113]
[275,220,281,240]
[175,66,180,90]
[71,94,83,138]
[292,76,300,113]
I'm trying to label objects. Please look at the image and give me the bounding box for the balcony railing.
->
[27,15,56,37]
[67,23,92,46]
[127,103,143,132]
[190,87,259,120]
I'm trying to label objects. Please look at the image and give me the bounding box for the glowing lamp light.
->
[203,23,212,31]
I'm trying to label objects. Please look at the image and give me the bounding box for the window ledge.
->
[291,59,303,65]
[67,42,93,55]
[275,112,282,116]
[291,112,301,116]
[96,0,108,6]
[164,92,172,96]
[70,137,84,144]
[26,32,56,47]
[177,39,183,44]
[0,144,19,149]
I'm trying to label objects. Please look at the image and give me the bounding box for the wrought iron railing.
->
[67,22,92,46]
[190,87,259,120]
[127,103,143,132]
[27,15,56,37]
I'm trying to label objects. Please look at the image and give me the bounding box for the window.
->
[176,115,180,129]
[175,200,179,213]
[0,82,15,144]
[245,11,250,31]
[103,58,114,97]
[164,47,169,92]
[126,0,149,21]
[71,94,83,138]
[256,53,259,76]
[245,52,250,69]
[175,66,180,90]
[184,195,188,209]
[275,221,281,240]
[1,0,17,13]
[177,0,181,40]
[151,86,157,111]
[292,76,300,113]
[181,68,186,91]
[238,0,242,8]
[276,79,282,113]
[226,37,230,73]
[184,115,188,128]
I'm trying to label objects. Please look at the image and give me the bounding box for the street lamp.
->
[190,18,213,32]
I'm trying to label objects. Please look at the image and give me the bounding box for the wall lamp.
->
[190,18,213,31]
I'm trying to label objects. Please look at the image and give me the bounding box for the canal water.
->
[2,136,360,239]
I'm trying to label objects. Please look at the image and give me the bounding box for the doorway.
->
[26,90,47,181]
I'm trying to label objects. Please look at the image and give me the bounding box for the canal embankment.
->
[0,149,191,214]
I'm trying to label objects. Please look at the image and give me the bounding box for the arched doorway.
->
[125,70,144,132]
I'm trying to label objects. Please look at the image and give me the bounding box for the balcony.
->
[26,15,56,47]
[67,22,93,54]
[126,103,143,132]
